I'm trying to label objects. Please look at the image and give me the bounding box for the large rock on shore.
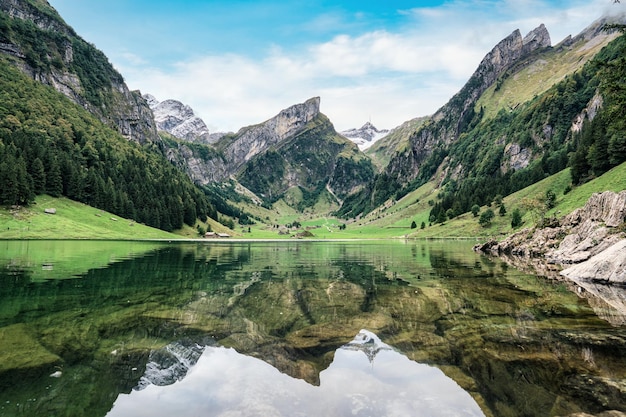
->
[475,191,626,285]
[561,240,626,284]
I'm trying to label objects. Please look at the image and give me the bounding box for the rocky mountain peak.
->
[261,96,321,141]
[171,97,325,184]
[145,94,211,143]
[232,97,321,163]
[340,122,389,151]
[523,23,551,52]
[472,24,551,92]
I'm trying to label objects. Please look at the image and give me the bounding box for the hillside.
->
[162,97,375,213]
[0,0,158,145]
[0,0,223,233]
[337,18,626,221]
[236,113,374,207]
[366,117,429,170]
[1,0,626,242]
[0,195,180,240]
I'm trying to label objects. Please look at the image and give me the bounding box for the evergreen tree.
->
[511,208,523,229]
[30,157,45,194]
[45,155,63,197]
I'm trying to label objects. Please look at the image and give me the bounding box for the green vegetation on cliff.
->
[237,114,375,209]
[0,59,216,231]
[338,29,626,223]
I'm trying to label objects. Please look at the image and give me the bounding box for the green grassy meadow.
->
[0,195,179,240]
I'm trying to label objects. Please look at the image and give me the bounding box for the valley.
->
[1,2,626,416]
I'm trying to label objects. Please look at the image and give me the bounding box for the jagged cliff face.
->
[171,97,324,184]
[0,0,159,145]
[165,97,374,208]
[237,111,374,202]
[386,25,551,183]
[227,97,322,165]
[145,94,212,144]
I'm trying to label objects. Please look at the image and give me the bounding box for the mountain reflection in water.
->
[1,240,625,417]
[108,330,484,417]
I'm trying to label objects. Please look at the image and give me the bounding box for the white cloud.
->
[118,0,626,133]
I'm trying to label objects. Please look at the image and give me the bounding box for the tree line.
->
[0,59,216,231]
[339,29,626,221]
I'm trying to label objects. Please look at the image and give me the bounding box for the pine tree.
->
[511,208,523,229]
[30,157,45,194]
[45,155,63,197]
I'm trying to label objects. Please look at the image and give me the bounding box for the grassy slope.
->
[0,195,182,240]
[477,32,617,120]
[240,161,626,241]
[396,162,626,240]
[366,117,429,170]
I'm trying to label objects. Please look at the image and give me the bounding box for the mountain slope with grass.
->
[0,1,219,233]
[337,18,626,221]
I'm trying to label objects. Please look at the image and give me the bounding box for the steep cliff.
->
[386,24,551,183]
[164,97,374,209]
[0,0,159,144]
[0,0,215,231]
[166,97,323,185]
[338,18,623,220]
[236,112,374,204]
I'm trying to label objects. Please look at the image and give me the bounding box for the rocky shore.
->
[475,190,626,285]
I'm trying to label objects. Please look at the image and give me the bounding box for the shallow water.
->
[0,240,624,416]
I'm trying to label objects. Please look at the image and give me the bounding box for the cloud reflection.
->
[107,330,485,417]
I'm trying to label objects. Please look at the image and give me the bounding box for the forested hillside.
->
[236,114,374,209]
[0,58,216,231]
[337,26,626,221]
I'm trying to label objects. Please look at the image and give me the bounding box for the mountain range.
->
[1,0,625,235]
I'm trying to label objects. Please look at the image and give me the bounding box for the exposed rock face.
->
[0,0,159,145]
[386,25,551,183]
[145,95,212,144]
[171,97,322,185]
[572,93,604,134]
[229,97,321,164]
[502,143,532,172]
[561,240,626,284]
[476,191,626,285]
[340,122,389,151]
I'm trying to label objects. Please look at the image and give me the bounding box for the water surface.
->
[0,240,624,417]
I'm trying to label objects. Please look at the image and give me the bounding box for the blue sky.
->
[49,0,625,132]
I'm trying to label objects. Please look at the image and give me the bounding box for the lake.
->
[0,240,625,417]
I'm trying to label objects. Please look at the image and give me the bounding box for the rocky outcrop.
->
[476,191,626,285]
[561,240,626,284]
[502,143,532,172]
[145,95,213,144]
